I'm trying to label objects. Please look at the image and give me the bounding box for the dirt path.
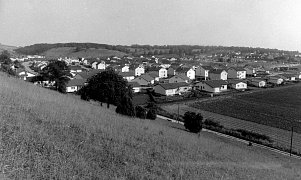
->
[161,103,301,154]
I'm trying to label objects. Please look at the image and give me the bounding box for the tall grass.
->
[1,73,301,179]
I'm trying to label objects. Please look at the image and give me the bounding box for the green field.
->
[190,84,301,133]
[1,73,301,179]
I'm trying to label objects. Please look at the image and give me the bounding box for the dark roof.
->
[227,79,246,84]
[209,69,226,74]
[229,67,246,71]
[139,74,154,82]
[202,80,227,88]
[119,71,135,77]
[66,79,86,87]
[128,81,140,87]
[201,66,214,70]
[157,82,189,90]
[171,74,190,81]
[69,65,82,70]
[278,73,296,78]
[147,71,159,78]
[75,69,105,79]
[175,67,191,73]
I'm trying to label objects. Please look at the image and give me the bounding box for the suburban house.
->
[66,79,86,93]
[128,81,142,93]
[132,65,145,76]
[195,66,214,80]
[92,61,106,70]
[168,74,190,83]
[227,67,247,79]
[119,71,135,82]
[176,67,195,80]
[167,67,175,76]
[244,65,258,77]
[131,74,154,86]
[121,65,130,72]
[248,78,266,87]
[227,79,247,90]
[147,71,160,81]
[277,74,296,81]
[154,82,191,96]
[208,69,228,80]
[159,68,168,78]
[195,80,228,93]
[267,76,284,85]
[17,70,37,80]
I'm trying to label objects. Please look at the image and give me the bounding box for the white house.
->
[154,82,191,96]
[277,74,296,81]
[92,61,106,70]
[66,79,86,93]
[267,76,284,85]
[249,78,266,87]
[176,67,195,80]
[121,65,130,72]
[227,79,247,90]
[134,65,145,76]
[159,68,168,78]
[209,69,228,80]
[195,66,214,80]
[195,80,228,93]
[227,67,247,79]
[119,71,135,82]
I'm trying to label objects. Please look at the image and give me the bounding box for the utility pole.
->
[290,126,294,156]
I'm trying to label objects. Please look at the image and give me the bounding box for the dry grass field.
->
[1,73,301,179]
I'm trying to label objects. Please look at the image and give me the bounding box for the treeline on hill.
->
[14,43,299,56]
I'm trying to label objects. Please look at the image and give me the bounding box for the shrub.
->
[183,111,203,133]
[146,109,157,120]
[135,106,147,119]
[204,119,223,129]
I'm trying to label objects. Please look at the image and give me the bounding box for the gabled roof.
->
[147,71,159,78]
[170,74,190,81]
[128,81,140,87]
[75,69,105,79]
[229,67,246,71]
[157,82,189,90]
[119,71,135,77]
[175,67,192,73]
[202,80,228,88]
[250,78,266,82]
[209,69,226,74]
[66,79,86,87]
[227,79,246,84]
[69,65,82,71]
[139,74,154,82]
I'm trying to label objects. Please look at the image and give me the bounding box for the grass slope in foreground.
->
[190,84,301,133]
[0,73,301,179]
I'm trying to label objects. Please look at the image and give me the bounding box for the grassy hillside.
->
[0,73,301,179]
[0,43,18,54]
[43,47,127,58]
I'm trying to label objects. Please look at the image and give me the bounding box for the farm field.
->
[1,73,301,179]
[190,84,301,133]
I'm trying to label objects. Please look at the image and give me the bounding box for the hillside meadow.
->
[1,73,301,179]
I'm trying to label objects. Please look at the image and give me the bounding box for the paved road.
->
[21,61,36,74]
[161,104,301,154]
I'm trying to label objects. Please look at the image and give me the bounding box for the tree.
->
[146,108,157,120]
[135,106,147,119]
[0,50,11,65]
[79,70,132,106]
[183,111,203,133]
[38,60,71,93]
[115,93,135,117]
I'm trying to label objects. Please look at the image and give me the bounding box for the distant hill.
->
[43,47,127,58]
[0,43,18,53]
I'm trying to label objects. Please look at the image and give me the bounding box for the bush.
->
[204,119,223,129]
[183,111,203,133]
[146,109,157,120]
[135,106,147,119]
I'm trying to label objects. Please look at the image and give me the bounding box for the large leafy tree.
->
[183,111,203,133]
[79,70,132,106]
[38,60,71,93]
[0,50,11,65]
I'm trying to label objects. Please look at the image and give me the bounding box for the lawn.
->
[1,73,301,179]
[190,84,301,133]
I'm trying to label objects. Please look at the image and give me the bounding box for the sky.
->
[0,0,301,51]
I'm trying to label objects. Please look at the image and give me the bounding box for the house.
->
[176,67,195,80]
[195,66,214,80]
[227,79,247,90]
[131,74,154,86]
[267,76,284,85]
[92,61,106,70]
[195,80,228,93]
[66,79,86,93]
[131,65,145,76]
[121,65,130,72]
[119,71,135,82]
[277,74,296,81]
[249,78,266,87]
[168,74,190,83]
[244,65,257,77]
[159,68,168,78]
[69,65,83,74]
[227,67,246,79]
[208,69,228,80]
[167,67,176,76]
[154,82,191,96]
[128,81,141,93]
[16,69,37,80]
